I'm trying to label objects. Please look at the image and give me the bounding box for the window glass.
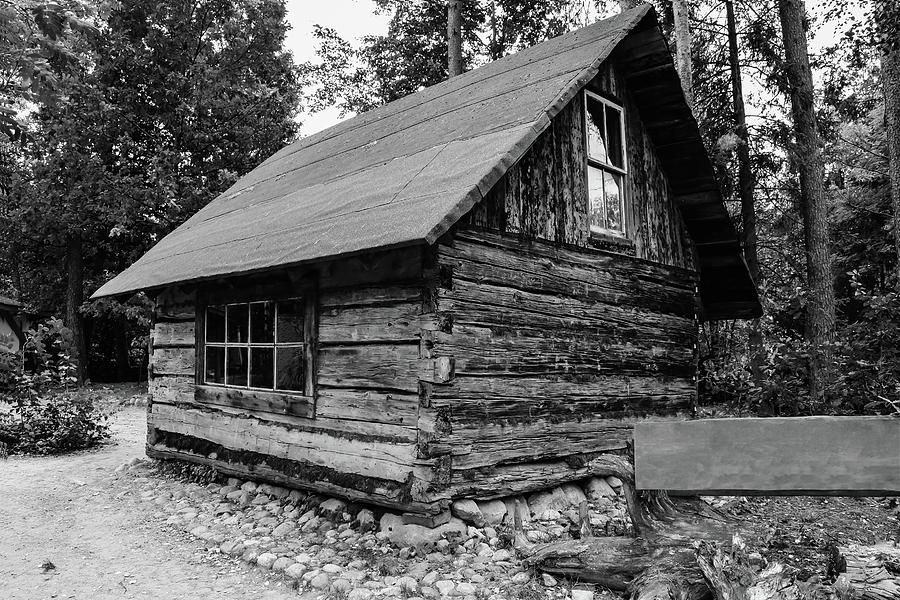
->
[277,299,305,343]
[206,305,225,343]
[603,171,623,231]
[588,166,605,231]
[605,105,624,169]
[226,304,249,343]
[586,96,607,163]
[205,346,225,384]
[226,347,248,386]
[250,347,274,389]
[276,346,305,392]
[250,302,275,344]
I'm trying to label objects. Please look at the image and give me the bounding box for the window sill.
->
[589,231,636,254]
[195,384,315,419]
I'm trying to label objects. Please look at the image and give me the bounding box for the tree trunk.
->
[726,0,763,380]
[447,0,462,78]
[618,0,640,10]
[777,0,836,403]
[116,315,129,381]
[884,47,900,289]
[65,231,86,385]
[672,0,692,108]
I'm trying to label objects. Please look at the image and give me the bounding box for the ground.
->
[0,402,297,600]
[0,384,896,600]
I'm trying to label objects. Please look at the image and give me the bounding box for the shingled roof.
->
[93,4,760,320]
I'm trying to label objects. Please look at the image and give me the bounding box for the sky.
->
[281,0,861,137]
[283,0,389,135]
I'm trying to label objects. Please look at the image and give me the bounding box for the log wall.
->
[465,59,695,270]
[429,230,699,500]
[146,246,449,514]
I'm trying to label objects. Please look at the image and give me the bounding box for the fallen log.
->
[830,543,900,600]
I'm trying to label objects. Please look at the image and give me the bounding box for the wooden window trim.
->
[195,277,318,417]
[584,90,628,239]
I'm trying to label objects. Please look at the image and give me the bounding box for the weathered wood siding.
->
[465,59,695,270]
[428,230,699,500]
[147,247,448,514]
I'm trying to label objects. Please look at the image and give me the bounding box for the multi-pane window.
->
[204,299,307,394]
[585,91,627,235]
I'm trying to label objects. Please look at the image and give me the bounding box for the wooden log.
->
[830,544,900,600]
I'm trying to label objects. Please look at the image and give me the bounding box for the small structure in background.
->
[93,6,760,517]
[0,295,26,354]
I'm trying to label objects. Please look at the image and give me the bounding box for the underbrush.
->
[0,318,110,456]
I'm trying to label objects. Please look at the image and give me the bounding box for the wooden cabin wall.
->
[146,247,450,514]
[427,230,699,500]
[465,59,695,271]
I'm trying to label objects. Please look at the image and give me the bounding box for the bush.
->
[0,318,110,455]
[0,391,110,455]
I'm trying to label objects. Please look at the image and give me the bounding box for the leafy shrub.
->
[1,391,110,455]
[0,318,110,455]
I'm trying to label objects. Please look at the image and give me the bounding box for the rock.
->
[284,563,307,579]
[584,477,617,500]
[492,549,512,562]
[571,590,594,600]
[527,487,569,516]
[434,580,456,596]
[379,513,467,549]
[476,500,507,526]
[322,563,343,574]
[258,483,289,499]
[542,573,558,587]
[605,476,623,491]
[511,571,530,584]
[272,557,294,572]
[347,590,374,600]
[256,552,278,569]
[310,572,330,590]
[456,581,476,595]
[356,508,376,532]
[450,499,485,526]
[396,575,418,592]
[319,498,348,519]
[288,489,305,503]
[537,509,562,521]
[272,521,296,537]
[560,483,587,506]
[332,578,352,593]
[240,481,257,493]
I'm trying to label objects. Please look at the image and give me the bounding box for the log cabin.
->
[92,5,760,516]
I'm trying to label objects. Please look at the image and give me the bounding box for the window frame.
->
[194,278,318,418]
[203,300,308,393]
[584,90,628,238]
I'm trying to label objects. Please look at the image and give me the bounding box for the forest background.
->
[1,0,898,418]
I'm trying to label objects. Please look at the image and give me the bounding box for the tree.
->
[877,3,900,286]
[447,0,463,76]
[672,0,692,107]
[2,0,301,383]
[777,0,836,402]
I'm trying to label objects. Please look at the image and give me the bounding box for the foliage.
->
[0,317,109,454]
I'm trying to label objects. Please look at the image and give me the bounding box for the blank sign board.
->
[634,416,900,496]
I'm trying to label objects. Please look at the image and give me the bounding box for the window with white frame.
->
[203,299,308,394]
[585,91,627,235]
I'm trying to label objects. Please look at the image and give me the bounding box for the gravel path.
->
[0,407,297,600]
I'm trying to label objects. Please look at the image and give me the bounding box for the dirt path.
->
[0,407,297,600]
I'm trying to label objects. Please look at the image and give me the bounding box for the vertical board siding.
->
[432,230,699,497]
[465,58,695,271]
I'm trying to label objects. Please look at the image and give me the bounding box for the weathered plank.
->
[153,321,195,348]
[148,402,418,481]
[318,344,421,392]
[149,374,194,404]
[195,384,314,419]
[316,388,420,426]
[151,347,194,376]
[319,301,432,344]
[635,417,900,495]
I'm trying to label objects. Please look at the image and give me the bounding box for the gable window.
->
[585,91,627,236]
[203,298,313,397]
